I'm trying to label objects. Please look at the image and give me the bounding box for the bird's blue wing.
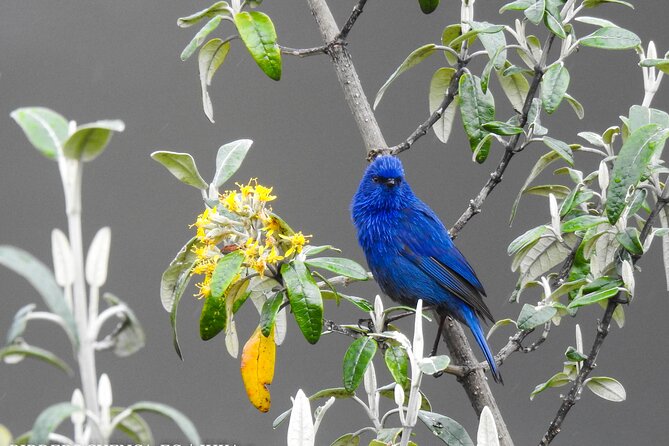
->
[397,204,494,323]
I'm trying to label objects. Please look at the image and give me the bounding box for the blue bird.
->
[351,155,501,383]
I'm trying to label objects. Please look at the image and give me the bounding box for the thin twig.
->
[338,0,369,41]
[280,45,329,57]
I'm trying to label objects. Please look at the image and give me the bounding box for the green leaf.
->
[564,93,585,119]
[496,64,530,112]
[374,44,436,109]
[543,136,574,165]
[282,261,323,344]
[482,121,524,135]
[561,215,608,233]
[579,27,641,50]
[541,62,570,114]
[575,16,618,27]
[606,124,669,223]
[544,6,566,38]
[321,290,373,312]
[565,346,588,362]
[102,293,146,357]
[524,0,546,25]
[62,120,124,162]
[0,246,77,348]
[178,2,231,28]
[180,15,223,61]
[530,372,570,399]
[500,0,534,13]
[110,407,154,444]
[304,257,368,280]
[418,410,474,446]
[342,336,377,392]
[418,0,439,14]
[524,184,571,199]
[513,234,579,293]
[330,433,361,446]
[449,24,505,48]
[260,292,284,336]
[302,244,340,257]
[459,73,495,163]
[508,225,548,255]
[384,344,409,387]
[583,0,634,8]
[517,304,556,330]
[210,251,244,298]
[510,150,562,223]
[585,376,626,401]
[487,318,517,339]
[639,58,669,74]
[29,402,81,444]
[10,107,69,160]
[199,38,231,123]
[127,402,201,445]
[616,227,643,255]
[0,343,73,375]
[429,67,458,144]
[199,293,227,341]
[441,24,463,65]
[568,286,619,309]
[419,355,451,375]
[211,139,252,189]
[471,21,507,70]
[629,104,669,133]
[151,151,208,190]
[234,11,282,81]
[160,237,198,312]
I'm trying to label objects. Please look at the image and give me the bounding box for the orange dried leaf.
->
[240,325,276,412]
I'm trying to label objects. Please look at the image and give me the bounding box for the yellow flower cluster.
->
[189,179,310,298]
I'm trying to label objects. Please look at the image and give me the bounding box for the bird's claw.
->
[358,318,374,332]
[432,371,444,378]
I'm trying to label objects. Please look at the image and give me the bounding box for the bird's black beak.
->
[385,178,397,187]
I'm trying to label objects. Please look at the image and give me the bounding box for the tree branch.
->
[306,0,387,152]
[539,187,669,445]
[338,0,369,41]
[280,44,329,57]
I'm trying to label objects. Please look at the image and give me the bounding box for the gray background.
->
[1,1,668,444]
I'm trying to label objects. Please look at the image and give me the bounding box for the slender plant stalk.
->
[59,157,102,441]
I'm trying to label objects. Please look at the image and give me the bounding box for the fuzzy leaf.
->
[374,44,437,109]
[151,151,208,190]
[11,107,69,160]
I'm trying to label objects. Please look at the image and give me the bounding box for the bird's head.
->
[352,155,414,214]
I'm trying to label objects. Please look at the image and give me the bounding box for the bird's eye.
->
[394,177,402,185]
[372,175,381,183]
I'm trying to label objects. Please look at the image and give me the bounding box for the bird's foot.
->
[432,371,444,378]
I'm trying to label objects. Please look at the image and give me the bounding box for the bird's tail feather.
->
[467,315,503,384]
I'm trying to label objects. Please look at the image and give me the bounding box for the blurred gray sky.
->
[1,1,669,444]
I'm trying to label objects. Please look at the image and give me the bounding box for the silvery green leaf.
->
[10,107,69,160]
[496,65,529,112]
[579,26,641,50]
[578,131,606,147]
[429,67,458,144]
[126,402,201,444]
[575,16,617,27]
[287,389,315,446]
[225,320,239,358]
[543,136,574,165]
[211,139,253,189]
[585,377,626,402]
[199,39,231,123]
[471,21,507,70]
[62,120,125,162]
[85,227,111,288]
[549,193,561,236]
[564,93,585,119]
[29,402,81,444]
[178,2,231,28]
[102,293,146,357]
[274,307,287,345]
[6,304,36,344]
[0,246,77,348]
[530,372,571,400]
[312,396,335,434]
[374,44,437,109]
[513,234,578,290]
[0,342,72,375]
[477,406,500,446]
[151,151,208,190]
[51,229,74,287]
[418,355,450,374]
[487,318,516,340]
[418,410,474,446]
[660,207,669,291]
[180,15,223,61]
[517,304,556,330]
[541,62,570,114]
[510,151,562,224]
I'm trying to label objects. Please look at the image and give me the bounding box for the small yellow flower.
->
[221,191,240,212]
[262,215,282,237]
[195,274,213,299]
[266,246,284,264]
[254,184,276,202]
[281,231,311,257]
[191,207,217,241]
[244,238,260,260]
[238,180,255,198]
